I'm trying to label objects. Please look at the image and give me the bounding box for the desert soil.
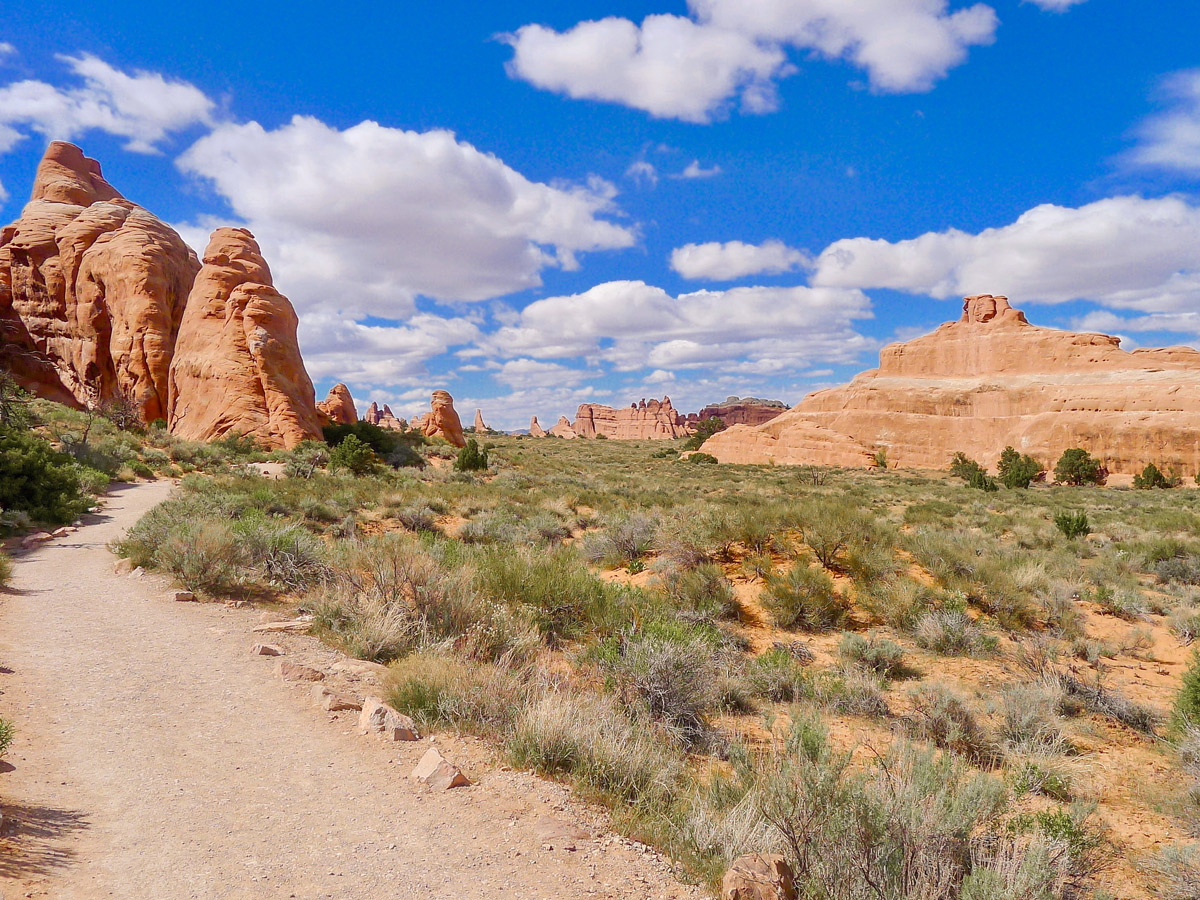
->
[0,481,702,900]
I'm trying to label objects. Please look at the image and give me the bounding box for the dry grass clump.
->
[659,563,740,620]
[762,563,849,632]
[914,610,998,657]
[903,684,1000,767]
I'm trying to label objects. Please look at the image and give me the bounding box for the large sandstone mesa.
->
[573,397,690,440]
[168,228,322,449]
[0,142,200,421]
[703,295,1200,475]
[689,396,787,428]
[416,390,466,447]
[318,383,358,425]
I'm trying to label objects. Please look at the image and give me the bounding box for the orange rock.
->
[418,390,466,447]
[691,396,787,427]
[474,409,488,432]
[572,396,690,440]
[318,383,357,425]
[704,295,1200,475]
[363,400,405,431]
[529,415,547,437]
[0,141,200,422]
[168,228,323,449]
[548,415,578,439]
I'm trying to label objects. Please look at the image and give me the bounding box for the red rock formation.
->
[703,295,1200,475]
[418,390,466,447]
[0,142,200,421]
[363,400,406,431]
[473,409,488,432]
[549,416,578,439]
[691,396,787,427]
[529,415,547,437]
[573,397,690,440]
[318,383,357,425]
[168,228,322,449]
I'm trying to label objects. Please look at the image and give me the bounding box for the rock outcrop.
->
[0,141,200,421]
[703,295,1200,475]
[573,397,690,440]
[529,415,547,437]
[549,416,578,439]
[473,409,488,433]
[690,396,787,428]
[416,390,466,447]
[364,401,406,431]
[168,228,323,449]
[318,383,357,425]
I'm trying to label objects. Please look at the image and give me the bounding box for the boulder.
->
[172,590,196,602]
[20,532,54,549]
[410,747,470,790]
[702,295,1200,476]
[311,684,362,712]
[548,416,577,439]
[276,660,324,682]
[0,142,200,422]
[721,854,797,900]
[251,643,285,656]
[358,698,420,741]
[529,415,547,438]
[318,383,357,426]
[168,228,323,449]
[418,390,466,447]
[573,397,690,440]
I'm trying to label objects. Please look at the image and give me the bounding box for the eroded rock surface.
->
[573,397,689,440]
[529,416,547,437]
[703,295,1200,475]
[318,383,358,426]
[690,396,787,428]
[549,416,578,439]
[417,390,466,447]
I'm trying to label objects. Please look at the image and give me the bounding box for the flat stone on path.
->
[276,660,324,682]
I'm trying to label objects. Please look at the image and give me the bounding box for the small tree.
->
[1133,463,1174,490]
[454,438,489,472]
[1054,511,1091,540]
[102,393,142,431]
[997,446,1043,489]
[285,441,329,479]
[683,416,726,452]
[329,433,377,475]
[949,452,987,483]
[969,469,999,492]
[1054,448,1106,486]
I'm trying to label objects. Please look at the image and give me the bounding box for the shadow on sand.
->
[0,802,90,878]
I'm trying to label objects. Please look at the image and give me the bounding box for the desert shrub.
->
[0,428,90,525]
[602,513,657,562]
[231,515,329,590]
[860,577,941,629]
[1170,607,1200,645]
[1051,667,1160,733]
[0,717,13,756]
[688,452,719,465]
[0,549,11,589]
[455,438,489,472]
[803,667,891,718]
[914,610,997,657]
[999,681,1067,752]
[329,433,377,475]
[800,498,868,570]
[1054,511,1090,540]
[1178,650,1200,731]
[1008,758,1073,802]
[1133,462,1173,489]
[997,446,1044,489]
[950,451,988,482]
[750,646,809,701]
[762,563,848,631]
[905,684,999,766]
[1090,585,1147,621]
[969,469,999,492]
[661,563,740,620]
[387,652,527,732]
[1053,449,1105,486]
[1139,844,1200,900]
[507,692,682,804]
[1156,555,1200,586]
[284,441,329,478]
[394,504,438,533]
[157,520,244,593]
[741,552,774,581]
[683,416,725,451]
[605,634,722,745]
[838,632,910,679]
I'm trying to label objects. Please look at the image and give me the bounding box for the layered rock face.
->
[0,142,200,421]
[318,383,358,425]
[703,295,1200,475]
[529,416,546,437]
[690,396,787,427]
[573,397,690,440]
[168,228,323,449]
[415,390,465,447]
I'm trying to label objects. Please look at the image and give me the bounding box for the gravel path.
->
[0,482,702,900]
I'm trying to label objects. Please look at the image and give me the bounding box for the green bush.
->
[1053,448,1105,485]
[329,433,377,475]
[1054,511,1090,540]
[1133,462,1175,489]
[661,563,739,620]
[455,438,489,472]
[323,421,424,466]
[0,717,13,756]
[687,452,719,465]
[0,549,10,589]
[950,451,987,483]
[285,441,329,478]
[683,416,725,451]
[997,446,1043,489]
[0,428,90,524]
[838,633,910,679]
[762,563,848,631]
[1177,650,1200,732]
[969,469,999,492]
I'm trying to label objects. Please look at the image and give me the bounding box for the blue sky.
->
[2,1,1199,429]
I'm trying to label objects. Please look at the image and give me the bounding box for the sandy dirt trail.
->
[0,482,700,900]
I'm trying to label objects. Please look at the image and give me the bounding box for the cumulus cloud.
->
[812,195,1200,312]
[671,239,811,280]
[1129,69,1200,177]
[494,358,593,389]
[0,53,214,154]
[678,159,722,178]
[485,280,873,370]
[625,159,659,186]
[504,15,790,123]
[505,1,1000,121]
[1024,0,1086,9]
[177,116,636,316]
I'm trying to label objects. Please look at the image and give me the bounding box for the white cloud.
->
[625,159,659,186]
[0,53,214,154]
[486,280,873,369]
[1024,0,1086,9]
[812,195,1200,312]
[0,43,15,58]
[678,159,722,178]
[1129,69,1200,177]
[671,239,811,280]
[494,358,592,389]
[177,116,636,316]
[504,15,790,123]
[505,1,999,121]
